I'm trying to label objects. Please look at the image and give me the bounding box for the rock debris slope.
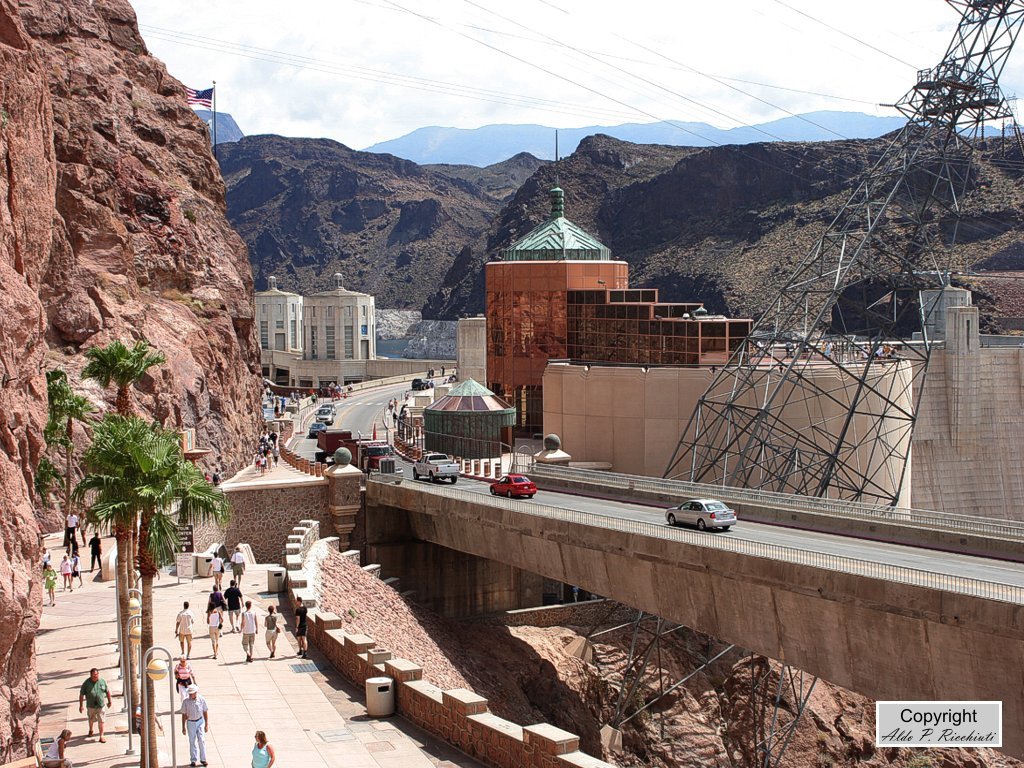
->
[0,0,262,756]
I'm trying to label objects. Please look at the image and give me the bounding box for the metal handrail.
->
[368,479,1024,606]
[525,464,1024,541]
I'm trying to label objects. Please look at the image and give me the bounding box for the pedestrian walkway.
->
[37,532,480,768]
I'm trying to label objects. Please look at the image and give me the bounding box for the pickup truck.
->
[413,453,460,483]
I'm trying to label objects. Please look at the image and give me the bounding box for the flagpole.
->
[212,80,218,161]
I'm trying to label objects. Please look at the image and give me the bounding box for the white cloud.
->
[131,0,1023,149]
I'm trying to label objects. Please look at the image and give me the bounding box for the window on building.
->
[344,326,354,359]
[260,321,269,349]
[327,305,334,318]
[290,319,297,348]
[275,319,284,330]
[345,306,351,317]
[360,324,368,336]
[275,333,286,351]
[361,305,367,317]
[326,326,336,359]
[261,304,267,316]
[310,327,318,359]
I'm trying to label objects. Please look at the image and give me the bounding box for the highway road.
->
[291,383,1024,590]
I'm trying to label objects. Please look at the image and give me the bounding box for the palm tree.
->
[81,339,167,417]
[81,340,166,718]
[39,370,95,519]
[75,415,229,768]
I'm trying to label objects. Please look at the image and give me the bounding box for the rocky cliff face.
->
[0,0,262,756]
[0,0,53,756]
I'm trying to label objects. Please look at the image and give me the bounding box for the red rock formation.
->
[0,0,52,757]
[0,0,262,757]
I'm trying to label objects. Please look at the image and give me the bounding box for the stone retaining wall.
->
[307,611,613,768]
[223,483,330,562]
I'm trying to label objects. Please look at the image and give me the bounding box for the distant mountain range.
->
[364,111,906,167]
[195,109,244,145]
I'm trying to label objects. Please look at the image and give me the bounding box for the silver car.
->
[665,499,736,531]
[315,405,336,425]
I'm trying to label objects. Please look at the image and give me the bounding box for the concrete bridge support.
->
[365,496,545,618]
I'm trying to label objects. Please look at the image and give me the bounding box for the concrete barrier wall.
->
[366,482,1024,759]
[306,611,613,768]
[529,473,1024,563]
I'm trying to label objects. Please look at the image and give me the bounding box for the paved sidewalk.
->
[37,533,480,768]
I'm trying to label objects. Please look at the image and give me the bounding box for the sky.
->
[130,0,1024,150]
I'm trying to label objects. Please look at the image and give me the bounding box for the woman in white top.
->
[59,555,73,592]
[207,605,223,660]
[43,729,72,768]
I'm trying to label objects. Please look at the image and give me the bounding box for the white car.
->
[665,499,736,531]
[315,405,336,425]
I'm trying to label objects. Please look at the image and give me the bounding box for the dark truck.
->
[315,429,352,464]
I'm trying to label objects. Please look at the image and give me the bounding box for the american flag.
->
[185,86,213,109]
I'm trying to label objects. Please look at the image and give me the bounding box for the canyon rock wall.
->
[0,0,263,757]
[0,0,52,757]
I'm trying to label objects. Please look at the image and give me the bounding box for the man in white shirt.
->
[210,554,224,590]
[179,685,209,767]
[230,546,246,582]
[174,601,196,659]
[239,601,258,663]
[64,512,79,550]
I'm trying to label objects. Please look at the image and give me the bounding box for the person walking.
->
[59,554,73,592]
[264,605,282,659]
[44,563,57,606]
[179,685,209,767]
[240,601,258,662]
[210,552,224,590]
[88,533,102,572]
[63,512,79,550]
[70,552,83,589]
[175,601,196,658]
[294,596,309,658]
[174,656,196,700]
[42,729,73,768]
[207,604,223,659]
[78,668,112,742]
[251,730,276,768]
[230,546,246,582]
[224,580,243,632]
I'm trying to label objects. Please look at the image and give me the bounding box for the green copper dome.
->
[502,187,611,261]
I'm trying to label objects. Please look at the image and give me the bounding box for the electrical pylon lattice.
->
[666,1,1024,505]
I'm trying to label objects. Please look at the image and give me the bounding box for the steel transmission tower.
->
[666,1,1024,505]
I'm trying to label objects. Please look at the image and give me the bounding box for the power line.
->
[139,25,645,124]
[769,0,919,70]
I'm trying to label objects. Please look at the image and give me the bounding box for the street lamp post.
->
[139,645,177,768]
[125,616,142,755]
[117,586,141,706]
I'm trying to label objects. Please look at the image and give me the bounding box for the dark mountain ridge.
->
[221,132,1024,327]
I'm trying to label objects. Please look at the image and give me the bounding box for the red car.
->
[490,474,536,499]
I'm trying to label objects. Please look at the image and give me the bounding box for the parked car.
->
[307,422,328,439]
[665,499,736,531]
[315,405,336,425]
[490,474,537,499]
[411,378,430,391]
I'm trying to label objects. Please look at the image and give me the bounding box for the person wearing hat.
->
[179,684,210,767]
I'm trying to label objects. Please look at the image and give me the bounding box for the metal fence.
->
[367,478,1024,606]
[523,463,1024,541]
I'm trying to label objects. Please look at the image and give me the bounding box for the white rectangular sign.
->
[876,701,1001,747]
